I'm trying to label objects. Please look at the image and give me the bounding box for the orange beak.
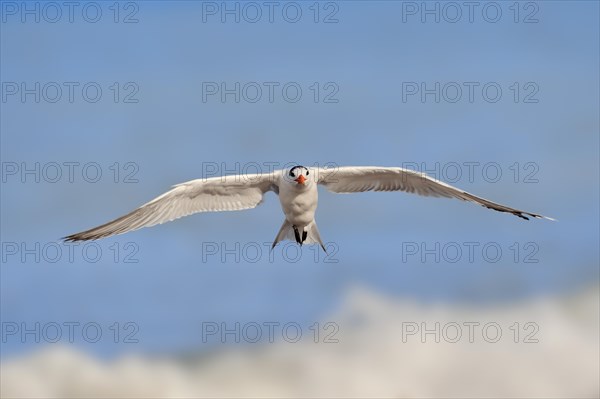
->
[294,175,306,185]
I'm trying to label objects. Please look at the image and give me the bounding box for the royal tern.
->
[64,165,554,251]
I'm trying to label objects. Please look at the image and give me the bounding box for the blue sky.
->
[1,1,598,358]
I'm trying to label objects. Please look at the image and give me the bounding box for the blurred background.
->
[1,1,598,397]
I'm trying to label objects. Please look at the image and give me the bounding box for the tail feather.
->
[271,219,294,250]
[306,221,327,253]
[271,220,327,253]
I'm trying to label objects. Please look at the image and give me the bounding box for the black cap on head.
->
[289,165,306,177]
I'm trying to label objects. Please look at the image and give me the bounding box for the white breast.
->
[278,180,318,228]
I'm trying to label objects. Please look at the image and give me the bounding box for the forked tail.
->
[271,220,327,253]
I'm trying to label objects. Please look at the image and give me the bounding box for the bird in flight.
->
[64,165,554,251]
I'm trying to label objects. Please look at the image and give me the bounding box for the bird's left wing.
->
[64,172,279,241]
[317,166,553,221]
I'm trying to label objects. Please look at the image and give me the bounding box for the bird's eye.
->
[306,171,309,176]
[289,171,295,177]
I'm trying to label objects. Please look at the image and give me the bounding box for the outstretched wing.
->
[64,173,279,241]
[317,166,553,221]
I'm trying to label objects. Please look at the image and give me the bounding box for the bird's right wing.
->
[64,172,279,241]
[317,166,554,221]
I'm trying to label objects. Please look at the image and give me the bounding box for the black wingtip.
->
[62,233,94,243]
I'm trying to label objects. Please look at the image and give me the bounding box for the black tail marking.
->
[293,225,302,245]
